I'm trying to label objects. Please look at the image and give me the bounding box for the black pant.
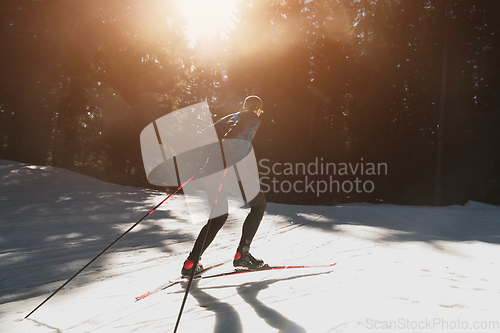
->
[189,180,267,260]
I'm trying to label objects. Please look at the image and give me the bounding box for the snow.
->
[1,159,499,332]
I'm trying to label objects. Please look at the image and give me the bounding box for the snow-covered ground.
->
[1,159,499,332]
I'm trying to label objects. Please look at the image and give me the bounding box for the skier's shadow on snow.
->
[236,280,307,333]
[188,280,243,333]
[190,272,327,332]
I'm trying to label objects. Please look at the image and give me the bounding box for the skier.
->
[181,95,267,277]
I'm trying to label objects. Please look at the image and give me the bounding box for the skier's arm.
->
[224,112,259,140]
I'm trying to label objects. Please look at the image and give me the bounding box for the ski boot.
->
[233,246,267,269]
[181,256,204,277]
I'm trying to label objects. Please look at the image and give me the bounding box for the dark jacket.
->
[223,110,260,162]
[203,110,260,174]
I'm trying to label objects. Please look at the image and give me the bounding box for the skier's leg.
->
[189,212,227,258]
[182,186,228,275]
[188,176,229,259]
[232,191,266,268]
[237,190,266,251]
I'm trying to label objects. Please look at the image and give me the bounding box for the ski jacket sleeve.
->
[223,111,260,141]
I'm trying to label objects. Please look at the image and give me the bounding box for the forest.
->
[1,0,499,206]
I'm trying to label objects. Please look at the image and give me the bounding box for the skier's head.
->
[243,95,264,116]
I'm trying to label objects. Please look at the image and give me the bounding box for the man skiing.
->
[181,95,267,277]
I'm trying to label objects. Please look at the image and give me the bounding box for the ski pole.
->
[24,175,195,320]
[173,153,229,332]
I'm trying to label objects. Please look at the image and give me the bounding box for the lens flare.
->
[221,70,228,82]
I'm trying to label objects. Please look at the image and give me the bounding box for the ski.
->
[135,261,226,301]
[169,263,337,283]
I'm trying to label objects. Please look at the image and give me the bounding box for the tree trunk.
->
[434,0,451,206]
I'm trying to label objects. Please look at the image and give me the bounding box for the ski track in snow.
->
[1,159,500,332]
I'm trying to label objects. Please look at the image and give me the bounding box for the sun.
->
[174,0,239,46]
